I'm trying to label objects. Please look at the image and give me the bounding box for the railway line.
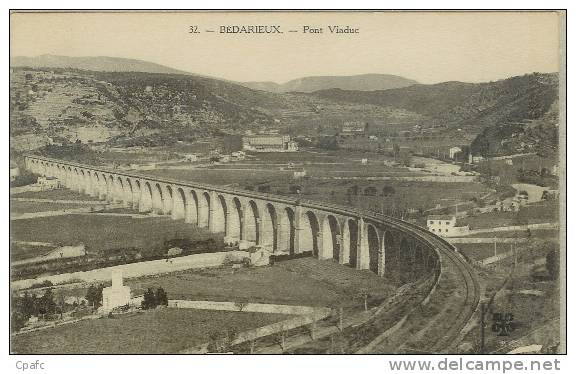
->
[365,212,481,353]
[296,201,481,353]
[24,155,482,353]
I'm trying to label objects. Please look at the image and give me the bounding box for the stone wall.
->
[12,250,250,290]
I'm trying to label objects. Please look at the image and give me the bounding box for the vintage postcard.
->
[9,10,565,356]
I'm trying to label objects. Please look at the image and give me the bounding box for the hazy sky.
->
[10,11,562,84]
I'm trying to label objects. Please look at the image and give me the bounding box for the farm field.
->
[11,308,287,354]
[10,214,223,257]
[462,239,561,353]
[10,200,89,215]
[11,188,101,201]
[464,229,559,239]
[126,258,397,311]
[10,242,55,262]
[141,148,490,214]
[455,243,505,262]
[144,167,293,187]
[302,180,490,213]
[461,200,559,230]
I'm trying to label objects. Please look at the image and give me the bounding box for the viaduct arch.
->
[25,155,442,280]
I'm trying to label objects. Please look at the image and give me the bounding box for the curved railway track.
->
[297,201,481,352]
[25,156,482,352]
[365,212,481,352]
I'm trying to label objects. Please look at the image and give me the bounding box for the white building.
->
[184,154,198,162]
[102,270,131,312]
[10,164,20,181]
[340,121,367,136]
[293,170,307,179]
[449,146,462,159]
[231,151,245,160]
[242,135,298,152]
[36,176,60,190]
[471,155,485,164]
[220,155,231,163]
[427,215,469,237]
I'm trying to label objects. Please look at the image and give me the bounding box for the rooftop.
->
[427,215,455,221]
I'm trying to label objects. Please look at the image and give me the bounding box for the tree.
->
[382,186,396,197]
[234,301,248,312]
[364,186,377,196]
[318,136,339,150]
[86,284,104,309]
[94,285,104,309]
[399,151,412,167]
[11,309,28,332]
[289,185,301,194]
[85,285,96,308]
[257,185,271,193]
[393,143,400,161]
[141,288,157,310]
[38,288,56,317]
[357,289,370,312]
[546,248,559,280]
[21,292,36,319]
[347,185,359,196]
[155,287,168,306]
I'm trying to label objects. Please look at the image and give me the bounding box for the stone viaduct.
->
[25,156,441,279]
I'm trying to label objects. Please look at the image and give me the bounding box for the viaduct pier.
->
[24,155,481,351]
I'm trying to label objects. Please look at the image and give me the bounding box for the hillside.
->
[241,74,418,93]
[10,67,424,148]
[10,55,190,75]
[10,65,559,155]
[310,73,559,134]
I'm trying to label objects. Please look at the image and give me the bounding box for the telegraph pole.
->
[480,302,486,353]
[493,237,497,257]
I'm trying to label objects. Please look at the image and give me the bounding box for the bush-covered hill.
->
[309,73,558,131]
[10,66,559,155]
[241,73,418,93]
[9,67,423,144]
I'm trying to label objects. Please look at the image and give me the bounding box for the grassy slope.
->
[11,308,287,354]
[10,214,221,254]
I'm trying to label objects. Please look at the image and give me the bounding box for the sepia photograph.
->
[8,9,565,357]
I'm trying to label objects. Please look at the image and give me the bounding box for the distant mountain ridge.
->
[10,57,558,156]
[308,73,559,129]
[10,55,190,75]
[240,74,418,93]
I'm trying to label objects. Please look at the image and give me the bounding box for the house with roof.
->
[427,215,469,237]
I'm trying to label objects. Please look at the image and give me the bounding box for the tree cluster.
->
[85,284,105,309]
[141,287,168,310]
[11,288,58,332]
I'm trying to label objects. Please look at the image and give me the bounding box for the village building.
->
[242,135,298,152]
[36,176,60,190]
[231,151,246,160]
[340,121,367,136]
[184,153,198,162]
[449,146,462,159]
[427,215,470,237]
[469,154,485,164]
[293,170,307,179]
[166,247,183,257]
[10,162,20,181]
